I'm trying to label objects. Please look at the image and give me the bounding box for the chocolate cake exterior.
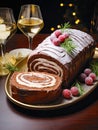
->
[27,29,96,87]
[10,71,62,104]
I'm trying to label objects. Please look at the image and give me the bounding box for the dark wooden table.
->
[0,34,98,130]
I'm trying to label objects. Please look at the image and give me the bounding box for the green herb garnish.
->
[5,63,18,72]
[90,60,98,76]
[60,38,76,53]
[60,22,71,30]
[59,22,76,53]
[73,81,84,95]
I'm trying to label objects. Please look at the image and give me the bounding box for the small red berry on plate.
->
[54,30,62,37]
[79,73,87,83]
[85,76,93,85]
[89,72,96,81]
[62,89,72,99]
[84,68,92,76]
[70,86,79,96]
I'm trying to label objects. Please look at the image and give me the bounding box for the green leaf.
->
[60,38,76,53]
[5,63,19,72]
[60,22,71,29]
[59,22,76,53]
[90,60,98,76]
[73,81,84,95]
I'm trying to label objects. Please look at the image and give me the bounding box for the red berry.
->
[89,72,96,81]
[79,73,87,83]
[58,34,65,42]
[54,30,62,37]
[85,76,93,85]
[84,68,92,76]
[62,89,72,99]
[52,37,61,46]
[63,33,69,39]
[70,86,79,96]
[50,33,56,41]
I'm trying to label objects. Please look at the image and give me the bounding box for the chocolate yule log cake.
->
[27,26,96,87]
[10,71,62,104]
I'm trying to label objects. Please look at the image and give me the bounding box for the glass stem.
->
[28,37,33,49]
[0,44,6,57]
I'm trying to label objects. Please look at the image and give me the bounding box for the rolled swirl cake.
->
[27,28,96,87]
[10,71,62,104]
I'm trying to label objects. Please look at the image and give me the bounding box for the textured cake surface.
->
[28,29,96,87]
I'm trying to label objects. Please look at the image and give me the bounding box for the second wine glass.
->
[0,8,17,76]
[17,4,44,49]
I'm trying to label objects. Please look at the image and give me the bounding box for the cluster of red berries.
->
[62,86,80,99]
[62,68,97,99]
[79,68,96,85]
[50,30,69,46]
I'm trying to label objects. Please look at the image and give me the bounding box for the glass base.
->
[0,68,9,76]
[0,54,9,76]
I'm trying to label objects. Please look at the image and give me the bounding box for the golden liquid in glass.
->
[17,17,44,38]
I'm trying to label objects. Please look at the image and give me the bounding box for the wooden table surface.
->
[0,33,98,130]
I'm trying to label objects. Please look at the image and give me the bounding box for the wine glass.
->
[0,8,17,76]
[17,4,44,49]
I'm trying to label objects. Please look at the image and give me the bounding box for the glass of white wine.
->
[0,8,17,76]
[17,4,44,49]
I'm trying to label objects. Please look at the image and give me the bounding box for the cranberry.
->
[58,34,66,42]
[52,37,61,46]
[79,73,87,83]
[85,76,93,85]
[84,68,92,76]
[63,33,69,39]
[58,33,69,42]
[62,89,72,99]
[54,30,62,37]
[89,72,96,81]
[50,33,56,41]
[70,86,79,96]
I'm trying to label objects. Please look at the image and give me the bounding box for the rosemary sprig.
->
[5,63,19,72]
[72,81,84,95]
[75,82,84,95]
[90,60,98,76]
[60,22,71,30]
[59,22,76,53]
[60,38,76,53]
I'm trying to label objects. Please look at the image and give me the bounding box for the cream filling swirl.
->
[29,58,63,78]
[16,72,56,88]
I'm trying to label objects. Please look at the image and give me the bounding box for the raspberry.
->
[85,76,93,85]
[54,30,62,37]
[84,68,92,76]
[89,72,96,81]
[79,73,87,83]
[70,86,79,96]
[62,89,72,99]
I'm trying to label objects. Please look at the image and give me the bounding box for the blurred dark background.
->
[0,0,97,33]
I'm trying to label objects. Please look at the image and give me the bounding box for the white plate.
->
[9,48,33,60]
[5,57,98,110]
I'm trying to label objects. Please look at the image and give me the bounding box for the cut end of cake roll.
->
[10,71,62,104]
